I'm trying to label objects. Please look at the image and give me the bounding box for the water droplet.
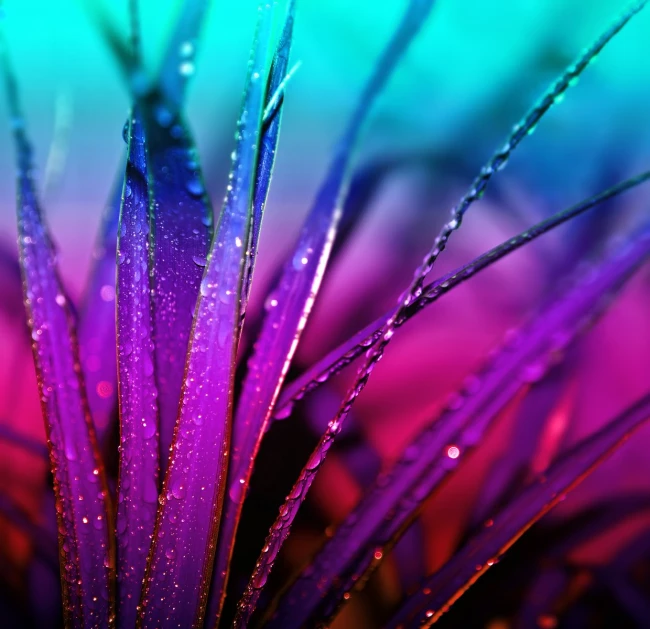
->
[171,479,186,500]
[179,61,195,77]
[186,177,204,197]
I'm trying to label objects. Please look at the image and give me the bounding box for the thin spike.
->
[114,109,159,627]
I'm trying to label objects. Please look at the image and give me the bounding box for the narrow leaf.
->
[138,4,276,627]
[1,33,114,629]
[240,0,296,324]
[206,2,298,620]
[386,392,650,628]
[227,4,436,624]
[114,110,160,627]
[264,193,650,629]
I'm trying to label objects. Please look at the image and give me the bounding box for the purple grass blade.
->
[142,103,214,476]
[225,3,435,622]
[138,4,276,627]
[157,0,211,112]
[263,199,650,629]
[1,35,114,629]
[386,393,650,629]
[274,169,650,419]
[114,110,160,627]
[78,169,123,444]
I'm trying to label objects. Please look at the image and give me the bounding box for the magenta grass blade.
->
[1,35,114,629]
[114,110,160,627]
[138,4,276,627]
[274,169,650,419]
[205,2,298,620]
[386,392,650,629]
[263,188,650,629]
[224,3,435,623]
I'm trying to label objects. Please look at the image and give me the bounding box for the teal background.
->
[0,0,649,295]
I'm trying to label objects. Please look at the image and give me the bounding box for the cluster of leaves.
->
[1,0,650,628]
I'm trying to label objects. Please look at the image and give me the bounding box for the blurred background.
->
[1,1,650,627]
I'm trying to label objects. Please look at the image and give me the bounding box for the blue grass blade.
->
[274,169,650,419]
[78,168,123,444]
[263,187,650,629]
[138,4,276,626]
[1,34,114,629]
[114,110,160,627]
[157,0,211,111]
[141,98,214,475]
[240,0,296,325]
[228,5,435,625]
[386,392,650,629]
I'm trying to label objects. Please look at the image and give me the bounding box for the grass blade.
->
[1,32,114,629]
[114,110,160,626]
[387,392,650,628]
[138,4,276,626]
[206,2,298,620]
[141,97,214,475]
[240,0,296,326]
[227,5,435,624]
